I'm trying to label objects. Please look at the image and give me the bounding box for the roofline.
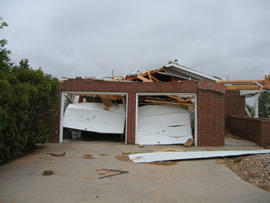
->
[164,63,220,81]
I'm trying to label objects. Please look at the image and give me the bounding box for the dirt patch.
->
[149,161,177,166]
[83,154,94,159]
[42,170,54,176]
[217,154,270,192]
[14,153,41,166]
[99,153,109,156]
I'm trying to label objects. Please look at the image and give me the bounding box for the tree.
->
[0,18,59,160]
[259,91,270,118]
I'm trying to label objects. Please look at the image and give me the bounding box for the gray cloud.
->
[1,0,269,80]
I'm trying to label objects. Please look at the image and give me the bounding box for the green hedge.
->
[0,18,59,160]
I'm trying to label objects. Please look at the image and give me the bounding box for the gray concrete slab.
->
[0,141,269,203]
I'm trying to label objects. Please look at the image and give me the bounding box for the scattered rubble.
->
[83,154,94,159]
[96,168,129,179]
[42,170,54,176]
[149,161,177,166]
[218,154,270,192]
[47,152,66,157]
[115,152,133,162]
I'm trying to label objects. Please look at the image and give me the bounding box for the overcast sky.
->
[1,0,269,80]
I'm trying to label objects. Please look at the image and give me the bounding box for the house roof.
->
[164,61,220,82]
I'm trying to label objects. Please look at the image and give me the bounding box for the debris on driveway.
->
[184,138,194,147]
[42,170,54,176]
[83,154,94,159]
[154,148,185,152]
[115,152,133,162]
[47,152,66,157]
[150,161,177,166]
[96,168,129,179]
[218,154,270,192]
[128,150,270,163]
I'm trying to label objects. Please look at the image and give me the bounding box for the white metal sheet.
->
[137,105,193,145]
[129,150,270,163]
[63,103,125,134]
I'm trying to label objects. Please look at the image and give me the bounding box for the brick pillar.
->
[126,92,136,144]
[197,90,225,146]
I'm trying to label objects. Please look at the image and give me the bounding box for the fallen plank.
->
[128,150,270,163]
[184,138,194,147]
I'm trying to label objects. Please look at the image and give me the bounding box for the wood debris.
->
[184,138,194,147]
[47,152,66,157]
[83,154,95,159]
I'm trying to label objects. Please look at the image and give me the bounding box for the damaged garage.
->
[51,61,227,146]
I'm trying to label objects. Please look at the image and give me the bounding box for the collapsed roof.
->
[123,60,221,82]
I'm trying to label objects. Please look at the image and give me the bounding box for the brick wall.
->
[225,90,245,129]
[229,115,270,147]
[197,90,225,146]
[53,78,226,146]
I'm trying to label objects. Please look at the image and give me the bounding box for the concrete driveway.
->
[0,141,269,203]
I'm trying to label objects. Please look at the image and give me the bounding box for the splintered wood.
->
[140,95,194,110]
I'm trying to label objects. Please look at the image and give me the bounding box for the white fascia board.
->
[129,150,270,163]
[165,63,220,82]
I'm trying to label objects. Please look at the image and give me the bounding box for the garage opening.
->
[60,92,128,143]
[136,93,197,146]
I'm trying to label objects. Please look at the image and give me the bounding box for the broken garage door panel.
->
[137,105,193,145]
[63,103,126,134]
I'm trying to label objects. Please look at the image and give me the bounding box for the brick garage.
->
[51,78,226,146]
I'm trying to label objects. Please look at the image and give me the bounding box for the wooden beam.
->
[144,99,193,106]
[226,85,268,90]
[137,75,153,82]
[147,69,152,81]
[167,95,187,102]
[125,67,166,81]
[167,95,194,103]
[217,80,264,84]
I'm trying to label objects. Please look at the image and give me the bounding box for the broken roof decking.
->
[124,62,220,82]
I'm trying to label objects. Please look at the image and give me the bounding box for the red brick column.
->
[197,90,225,146]
[126,92,136,144]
